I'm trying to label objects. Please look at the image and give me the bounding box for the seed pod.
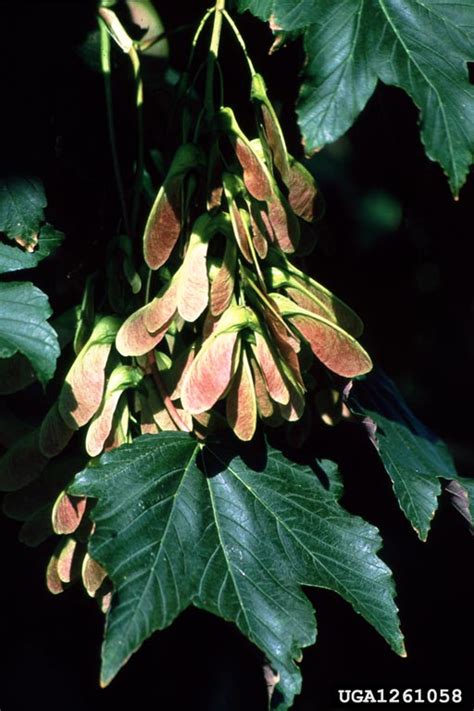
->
[116,304,171,357]
[210,238,237,316]
[271,293,372,378]
[176,214,211,322]
[46,553,64,595]
[218,107,273,202]
[59,316,121,429]
[143,143,205,269]
[251,332,290,405]
[266,190,300,254]
[103,398,130,452]
[52,491,87,535]
[251,73,290,180]
[226,349,257,441]
[143,277,179,333]
[249,353,275,419]
[222,173,253,262]
[267,259,364,338]
[251,75,320,222]
[81,554,107,597]
[85,365,142,456]
[56,537,80,584]
[181,306,250,414]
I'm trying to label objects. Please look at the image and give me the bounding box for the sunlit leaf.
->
[237,0,474,195]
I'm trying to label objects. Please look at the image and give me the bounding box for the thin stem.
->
[222,10,256,77]
[99,16,132,237]
[144,267,153,304]
[205,0,225,115]
[129,44,144,233]
[146,352,191,433]
[187,8,214,70]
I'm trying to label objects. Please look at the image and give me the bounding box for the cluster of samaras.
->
[0,75,372,604]
[114,74,372,441]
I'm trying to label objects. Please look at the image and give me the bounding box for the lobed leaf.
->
[351,370,461,540]
[70,433,404,707]
[0,281,60,385]
[0,175,46,241]
[237,0,474,195]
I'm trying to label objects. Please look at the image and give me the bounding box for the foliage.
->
[0,2,472,709]
[235,0,474,196]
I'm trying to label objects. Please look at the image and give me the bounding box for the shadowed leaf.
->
[0,430,49,492]
[0,281,60,385]
[39,402,75,457]
[351,370,463,540]
[0,353,35,393]
[0,175,46,241]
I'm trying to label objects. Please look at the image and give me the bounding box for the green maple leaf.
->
[70,432,404,710]
[236,0,474,195]
[0,282,60,385]
[351,369,472,541]
[0,176,46,242]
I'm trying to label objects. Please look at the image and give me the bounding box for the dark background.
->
[1,2,473,709]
